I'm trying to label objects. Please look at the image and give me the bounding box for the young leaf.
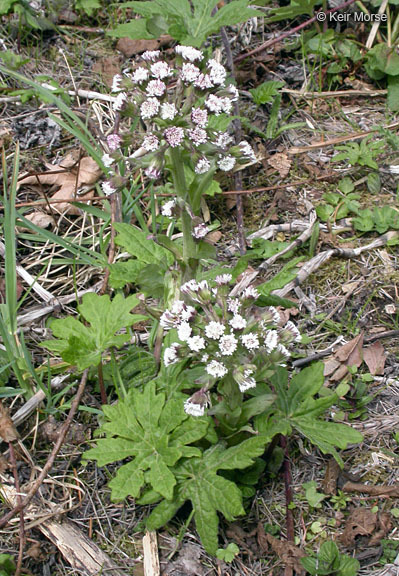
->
[41,293,147,370]
[249,81,285,106]
[84,383,210,501]
[114,223,174,266]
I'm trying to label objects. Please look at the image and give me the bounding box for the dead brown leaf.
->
[116,35,171,57]
[267,153,292,178]
[24,211,54,229]
[363,341,386,375]
[323,359,341,378]
[342,481,399,498]
[258,529,306,576]
[340,508,377,546]
[19,154,101,215]
[205,230,222,244]
[0,277,23,302]
[335,333,364,366]
[0,402,19,442]
[322,459,340,495]
[92,56,121,88]
[0,455,9,473]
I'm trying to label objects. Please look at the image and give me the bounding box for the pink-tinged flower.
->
[277,343,290,358]
[132,67,149,83]
[146,79,166,97]
[192,223,209,239]
[279,321,301,344]
[208,59,227,86]
[264,330,279,352]
[181,280,210,304]
[221,97,233,114]
[205,321,225,340]
[164,343,180,366]
[150,61,172,79]
[194,73,213,90]
[206,360,228,378]
[102,181,116,196]
[142,133,159,152]
[219,334,238,356]
[160,309,176,330]
[165,126,184,147]
[102,153,114,168]
[180,63,200,83]
[227,298,241,314]
[140,97,160,120]
[187,335,206,352]
[188,127,207,147]
[142,50,160,61]
[205,94,224,115]
[184,399,205,417]
[175,45,203,62]
[191,107,208,127]
[161,199,177,217]
[160,102,177,120]
[111,74,123,92]
[178,321,192,342]
[241,333,260,350]
[239,141,256,162]
[215,132,234,149]
[215,274,232,285]
[262,306,281,326]
[113,92,127,111]
[107,133,122,151]
[144,165,161,180]
[217,155,236,171]
[195,157,211,174]
[229,314,247,330]
[238,375,256,392]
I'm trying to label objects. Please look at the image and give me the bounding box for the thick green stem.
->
[169,148,197,280]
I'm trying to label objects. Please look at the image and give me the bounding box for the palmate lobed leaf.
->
[84,382,210,501]
[147,436,269,554]
[41,293,147,370]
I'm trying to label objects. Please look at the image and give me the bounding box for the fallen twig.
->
[143,530,160,576]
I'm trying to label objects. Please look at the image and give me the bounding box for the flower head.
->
[188,127,208,146]
[180,63,200,83]
[132,67,149,83]
[192,223,209,239]
[206,360,228,378]
[205,321,225,340]
[164,343,180,366]
[175,45,203,62]
[219,334,237,356]
[241,333,260,350]
[113,92,127,111]
[195,157,211,174]
[165,126,185,147]
[111,74,123,92]
[208,59,227,86]
[142,133,159,152]
[146,79,166,97]
[140,97,160,120]
[191,108,208,127]
[102,181,116,196]
[142,50,160,61]
[160,102,177,120]
[150,61,172,79]
[161,199,177,217]
[107,133,122,151]
[217,155,236,171]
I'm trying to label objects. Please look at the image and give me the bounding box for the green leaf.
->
[75,0,101,16]
[367,172,381,194]
[266,0,321,21]
[388,75,399,112]
[107,19,157,39]
[108,260,146,289]
[257,257,303,295]
[303,481,326,508]
[114,223,174,266]
[352,209,374,232]
[41,293,147,370]
[84,382,210,501]
[216,543,239,562]
[249,81,285,105]
[287,362,324,413]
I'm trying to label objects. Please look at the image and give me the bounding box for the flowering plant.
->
[102,46,256,278]
[160,274,301,422]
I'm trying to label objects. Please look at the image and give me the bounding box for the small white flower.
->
[102,181,116,196]
[140,97,160,120]
[175,45,203,62]
[164,343,180,366]
[146,79,166,97]
[239,141,256,162]
[242,286,259,299]
[191,108,208,127]
[205,321,225,340]
[201,353,209,363]
[264,330,278,352]
[113,92,127,111]
[160,102,177,120]
[277,343,290,358]
[206,360,228,378]
[221,97,233,114]
[227,298,241,314]
[208,59,227,86]
[171,300,185,314]
[151,61,172,79]
[132,67,149,83]
[188,127,208,146]
[165,126,185,147]
[142,133,159,152]
[187,335,206,352]
[111,74,123,92]
[267,307,281,324]
[219,334,238,356]
[181,305,196,322]
[215,132,234,149]
[284,321,302,342]
[205,94,224,115]
[145,165,161,180]
[178,321,192,342]
[241,333,260,350]
[142,50,160,61]
[217,155,236,171]
[195,157,211,174]
[239,376,256,392]
[180,63,201,83]
[102,153,114,168]
[184,399,205,417]
[194,73,213,90]
[229,314,247,330]
[227,84,239,101]
[161,199,176,217]
[192,223,209,239]
[215,274,232,285]
[160,310,176,330]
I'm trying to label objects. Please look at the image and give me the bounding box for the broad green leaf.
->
[388,75,399,112]
[109,461,145,500]
[108,260,146,289]
[266,0,321,21]
[114,223,174,266]
[107,19,157,39]
[250,81,285,106]
[41,293,147,370]
[287,362,324,413]
[75,0,100,15]
[257,257,303,295]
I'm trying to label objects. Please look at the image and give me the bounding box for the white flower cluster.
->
[161,275,301,416]
[103,46,256,195]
